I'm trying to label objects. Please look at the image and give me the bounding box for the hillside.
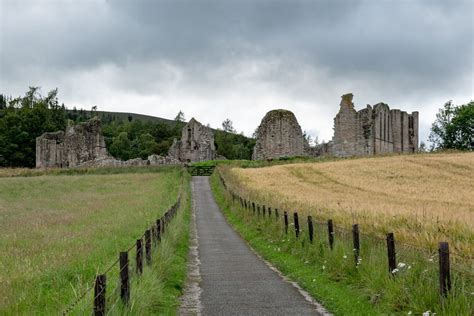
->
[95,110,176,125]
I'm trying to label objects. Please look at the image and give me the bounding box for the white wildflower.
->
[322,265,326,270]
[392,268,399,274]
[304,260,309,264]
[422,311,430,316]
[408,265,412,270]
[343,255,347,259]
[312,279,316,282]
[398,262,406,268]
[407,312,412,315]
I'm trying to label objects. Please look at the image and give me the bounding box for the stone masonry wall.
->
[36,118,108,168]
[332,93,419,157]
[168,118,216,163]
[252,109,309,160]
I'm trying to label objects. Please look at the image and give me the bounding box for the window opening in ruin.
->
[187,128,192,147]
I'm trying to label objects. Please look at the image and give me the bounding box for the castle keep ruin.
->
[252,109,309,160]
[168,118,216,162]
[332,93,419,157]
[36,118,108,168]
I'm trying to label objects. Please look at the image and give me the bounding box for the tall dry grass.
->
[224,152,474,260]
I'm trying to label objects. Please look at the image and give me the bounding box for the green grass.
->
[72,171,192,315]
[0,166,190,314]
[210,172,474,315]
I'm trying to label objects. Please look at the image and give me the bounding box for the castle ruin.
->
[252,109,309,160]
[36,118,108,168]
[168,118,216,162]
[331,93,419,157]
[36,117,182,168]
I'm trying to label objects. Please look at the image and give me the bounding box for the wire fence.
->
[62,177,185,315]
[218,171,473,303]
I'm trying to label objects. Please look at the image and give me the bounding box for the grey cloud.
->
[1,0,472,143]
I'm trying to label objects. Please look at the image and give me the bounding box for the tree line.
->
[0,87,471,167]
[0,87,255,167]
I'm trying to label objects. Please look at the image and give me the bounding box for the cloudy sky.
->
[1,0,473,143]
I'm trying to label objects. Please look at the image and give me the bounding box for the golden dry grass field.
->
[224,152,474,260]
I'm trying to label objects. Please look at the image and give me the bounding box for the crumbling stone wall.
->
[35,131,66,168]
[331,93,419,157]
[36,118,108,168]
[168,118,216,162]
[252,109,309,160]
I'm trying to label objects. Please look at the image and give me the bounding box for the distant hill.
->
[94,110,177,126]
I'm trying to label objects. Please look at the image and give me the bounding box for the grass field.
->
[211,169,474,315]
[223,152,474,259]
[0,166,188,314]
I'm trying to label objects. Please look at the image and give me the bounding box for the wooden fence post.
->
[275,209,279,220]
[145,230,152,265]
[268,207,272,217]
[257,205,260,217]
[293,212,300,238]
[439,242,451,297]
[386,233,396,275]
[284,211,289,234]
[136,238,143,275]
[327,220,334,249]
[151,226,156,245]
[162,215,166,235]
[93,274,106,316]
[156,219,161,241]
[244,199,247,209]
[352,224,360,264]
[307,216,314,243]
[120,252,129,305]
[252,202,256,215]
[263,205,266,217]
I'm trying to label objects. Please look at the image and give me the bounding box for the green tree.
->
[222,118,236,133]
[109,132,132,160]
[429,101,473,150]
[0,87,66,167]
[174,110,185,122]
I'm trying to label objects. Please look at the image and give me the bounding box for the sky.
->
[1,0,473,144]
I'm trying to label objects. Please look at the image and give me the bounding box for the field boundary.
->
[216,169,473,313]
[61,176,186,315]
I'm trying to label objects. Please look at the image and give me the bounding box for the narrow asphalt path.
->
[192,176,323,315]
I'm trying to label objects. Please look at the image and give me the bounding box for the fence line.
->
[217,170,473,303]
[62,177,185,315]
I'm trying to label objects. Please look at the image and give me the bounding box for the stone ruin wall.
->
[36,118,108,168]
[36,118,182,168]
[252,110,309,160]
[331,93,419,157]
[168,118,216,163]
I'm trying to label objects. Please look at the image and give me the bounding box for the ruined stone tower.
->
[36,117,108,168]
[332,93,419,157]
[168,118,216,162]
[252,109,309,160]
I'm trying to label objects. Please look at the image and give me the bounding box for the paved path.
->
[191,176,323,315]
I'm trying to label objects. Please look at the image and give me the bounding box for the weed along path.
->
[184,176,325,315]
